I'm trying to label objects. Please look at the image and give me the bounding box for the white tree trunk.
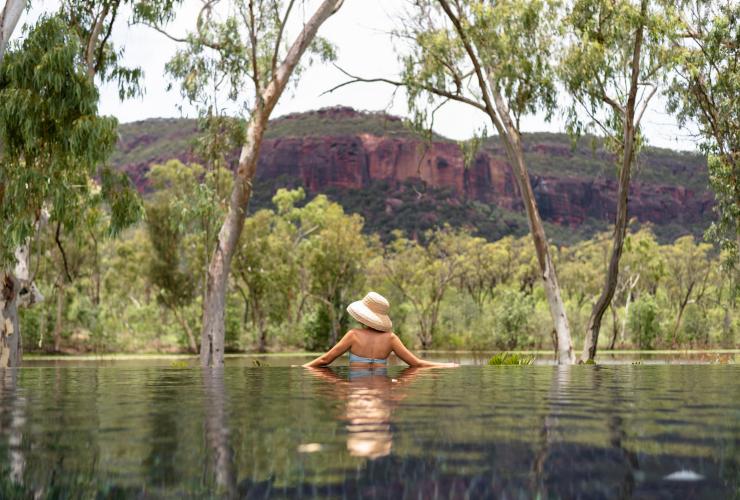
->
[0,214,47,367]
[0,0,26,64]
[200,0,344,366]
[492,91,574,364]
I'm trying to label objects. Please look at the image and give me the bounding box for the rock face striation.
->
[253,109,712,227]
[114,107,713,230]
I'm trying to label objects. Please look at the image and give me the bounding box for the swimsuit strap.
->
[348,352,388,364]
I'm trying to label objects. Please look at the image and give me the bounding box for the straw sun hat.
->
[346,292,393,332]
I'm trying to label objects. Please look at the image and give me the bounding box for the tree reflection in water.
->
[306,366,422,459]
[203,368,238,497]
[0,369,25,486]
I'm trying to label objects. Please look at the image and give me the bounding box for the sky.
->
[17,0,699,151]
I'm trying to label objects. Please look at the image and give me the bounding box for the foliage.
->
[264,108,433,140]
[560,0,678,150]
[668,1,740,271]
[162,0,337,130]
[16,188,735,354]
[487,352,535,365]
[628,295,661,350]
[303,307,335,353]
[0,16,118,264]
[493,289,535,350]
[383,226,468,348]
[143,160,232,350]
[299,193,373,347]
[232,201,300,351]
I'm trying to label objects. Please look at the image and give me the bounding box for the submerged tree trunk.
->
[0,369,27,485]
[1,273,21,367]
[498,106,574,365]
[433,0,574,364]
[581,128,635,361]
[200,0,344,366]
[620,276,639,346]
[0,0,29,369]
[581,0,647,363]
[1,241,44,367]
[257,318,267,353]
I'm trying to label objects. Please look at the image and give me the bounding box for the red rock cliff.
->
[255,131,712,227]
[114,108,713,230]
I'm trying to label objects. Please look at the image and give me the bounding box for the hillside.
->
[111,107,713,243]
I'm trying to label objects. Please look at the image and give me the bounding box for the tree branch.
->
[437,0,504,134]
[271,0,296,76]
[634,83,658,127]
[322,64,487,113]
[55,222,73,284]
[94,0,120,75]
[85,3,110,78]
[247,0,261,94]
[141,21,189,44]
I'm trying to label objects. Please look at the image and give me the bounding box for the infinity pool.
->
[0,363,737,498]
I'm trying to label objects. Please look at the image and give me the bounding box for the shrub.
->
[493,290,534,350]
[302,307,333,352]
[628,295,661,350]
[680,303,707,347]
[488,352,535,365]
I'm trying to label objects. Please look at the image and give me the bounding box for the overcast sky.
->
[18,0,699,151]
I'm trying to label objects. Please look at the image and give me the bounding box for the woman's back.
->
[349,329,393,361]
[302,291,456,368]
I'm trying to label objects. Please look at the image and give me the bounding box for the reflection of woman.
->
[303,292,457,368]
[306,366,422,459]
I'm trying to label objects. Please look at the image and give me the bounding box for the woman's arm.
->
[302,331,354,367]
[390,334,457,367]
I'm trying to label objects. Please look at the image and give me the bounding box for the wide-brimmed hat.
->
[347,292,392,332]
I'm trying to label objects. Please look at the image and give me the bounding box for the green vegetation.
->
[264,108,441,140]
[2,0,737,368]
[111,118,711,246]
[18,182,737,355]
[487,353,535,365]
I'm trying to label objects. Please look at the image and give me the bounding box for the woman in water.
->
[303,292,457,368]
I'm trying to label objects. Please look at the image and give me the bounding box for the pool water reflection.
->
[0,364,738,498]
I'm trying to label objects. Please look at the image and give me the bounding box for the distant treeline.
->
[19,161,736,355]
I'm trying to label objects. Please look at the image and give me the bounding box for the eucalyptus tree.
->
[156,0,345,366]
[0,2,146,366]
[384,227,468,349]
[144,161,214,353]
[662,235,713,346]
[668,0,739,276]
[299,195,370,347]
[560,0,678,362]
[387,0,575,363]
[0,17,119,366]
[232,208,299,352]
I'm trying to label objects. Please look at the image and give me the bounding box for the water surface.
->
[0,363,738,498]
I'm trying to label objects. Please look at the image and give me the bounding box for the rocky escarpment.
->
[254,109,712,227]
[113,107,713,233]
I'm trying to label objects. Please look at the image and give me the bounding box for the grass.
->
[487,352,536,365]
